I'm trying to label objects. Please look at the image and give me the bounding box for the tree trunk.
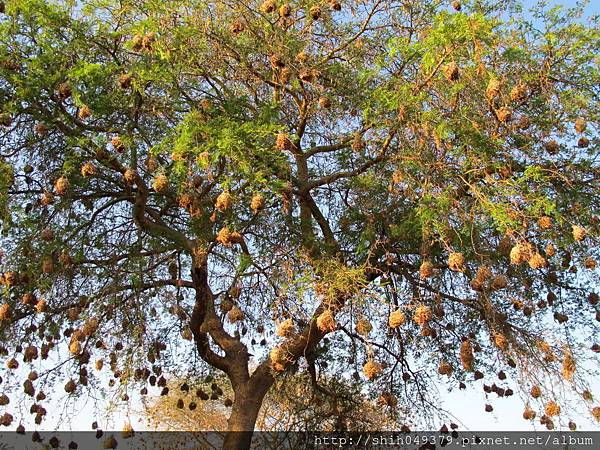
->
[222,386,265,450]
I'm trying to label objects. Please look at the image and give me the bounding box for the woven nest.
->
[123,169,137,184]
[276,318,294,337]
[578,137,589,148]
[413,305,431,327]
[270,347,290,372]
[584,257,597,270]
[78,105,91,120]
[452,1,461,11]
[447,252,465,272]
[537,216,552,229]
[318,96,331,109]
[3,271,18,287]
[34,123,49,136]
[388,309,406,328]
[476,265,493,281]
[510,83,527,103]
[57,82,72,100]
[6,358,18,370]
[64,379,76,394]
[316,309,336,332]
[42,257,54,274]
[329,0,342,11]
[81,161,97,177]
[529,253,547,269]
[486,78,501,101]
[490,274,508,290]
[510,242,533,265]
[230,20,245,34]
[82,318,99,336]
[530,385,542,398]
[260,0,276,13]
[460,340,474,371]
[215,191,232,212]
[216,226,233,247]
[438,360,453,376]
[54,176,69,195]
[118,73,133,89]
[592,407,600,422]
[561,352,576,381]
[250,193,265,212]
[470,278,484,292]
[0,303,10,321]
[518,115,531,129]
[496,106,512,123]
[356,318,373,336]
[544,401,560,417]
[572,225,586,242]
[443,62,460,81]
[69,340,82,356]
[35,299,47,313]
[279,4,291,16]
[227,305,244,323]
[363,360,382,380]
[275,132,292,151]
[178,193,193,210]
[544,140,559,155]
[309,5,322,19]
[574,117,587,134]
[419,261,434,279]
[544,242,556,257]
[145,156,159,172]
[59,251,73,267]
[152,174,168,193]
[493,332,508,351]
[22,292,36,305]
[523,407,536,420]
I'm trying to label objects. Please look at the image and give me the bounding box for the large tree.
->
[0,0,599,448]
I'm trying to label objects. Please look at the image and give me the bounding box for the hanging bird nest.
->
[561,352,576,381]
[523,407,536,420]
[491,274,508,290]
[152,174,168,193]
[510,83,527,103]
[476,265,493,281]
[578,137,589,148]
[22,292,36,305]
[530,385,541,398]
[56,82,72,100]
[54,176,70,195]
[363,359,382,380]
[260,0,276,13]
[460,340,474,371]
[270,347,290,372]
[275,132,293,151]
[447,252,465,272]
[42,257,54,274]
[451,1,461,11]
[329,0,342,11]
[413,305,432,327]
[584,257,597,270]
[544,140,559,155]
[64,379,76,394]
[309,6,322,19]
[279,4,291,16]
[538,216,552,229]
[178,193,194,210]
[276,318,295,337]
[318,96,331,109]
[78,105,91,120]
[35,298,47,313]
[123,169,137,184]
[438,360,453,376]
[510,242,533,265]
[419,260,434,279]
[493,332,508,351]
[216,226,234,247]
[574,117,587,134]
[496,106,512,123]
[81,161,97,177]
[34,123,49,136]
[356,318,373,336]
[572,225,586,242]
[545,242,556,257]
[316,309,336,332]
[592,407,600,422]
[544,401,560,417]
[486,78,501,101]
[388,309,406,328]
[517,115,531,129]
[215,191,232,212]
[118,73,133,89]
[0,303,10,321]
[227,305,244,323]
[529,253,547,269]
[443,62,460,81]
[250,193,265,212]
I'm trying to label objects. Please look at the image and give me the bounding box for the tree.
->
[0,0,599,447]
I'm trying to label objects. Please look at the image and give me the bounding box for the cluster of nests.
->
[258,0,341,18]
